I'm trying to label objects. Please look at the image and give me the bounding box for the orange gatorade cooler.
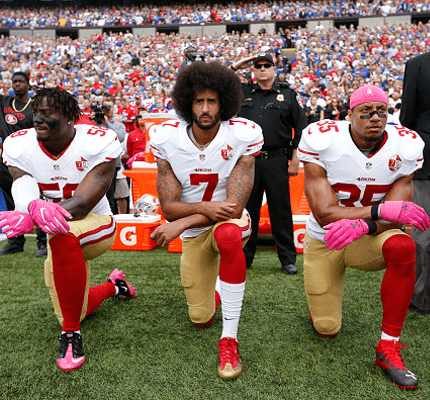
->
[111,214,162,251]
[168,236,182,253]
[293,214,308,254]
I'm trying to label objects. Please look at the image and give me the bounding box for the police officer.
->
[230,54,308,274]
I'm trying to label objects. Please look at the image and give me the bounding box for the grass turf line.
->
[0,237,429,400]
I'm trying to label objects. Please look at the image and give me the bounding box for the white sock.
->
[62,330,81,335]
[215,276,221,297]
[115,286,119,295]
[381,331,400,341]
[220,280,245,340]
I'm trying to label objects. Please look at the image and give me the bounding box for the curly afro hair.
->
[31,86,82,123]
[172,61,243,124]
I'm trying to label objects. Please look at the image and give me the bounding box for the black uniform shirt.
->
[0,95,34,173]
[0,95,34,141]
[238,80,308,151]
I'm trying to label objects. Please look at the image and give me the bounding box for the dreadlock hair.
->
[172,61,243,124]
[31,86,82,123]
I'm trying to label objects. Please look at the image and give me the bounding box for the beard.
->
[362,130,384,143]
[192,110,221,130]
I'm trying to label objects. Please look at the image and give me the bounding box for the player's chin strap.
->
[11,174,40,213]
[360,111,387,119]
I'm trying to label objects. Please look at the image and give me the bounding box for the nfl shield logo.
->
[199,154,205,161]
[76,156,88,172]
[388,154,402,172]
[365,162,372,170]
[221,144,234,160]
[53,164,60,171]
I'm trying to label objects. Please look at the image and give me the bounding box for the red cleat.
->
[375,339,418,390]
[217,337,242,379]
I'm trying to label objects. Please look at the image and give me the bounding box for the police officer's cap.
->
[253,53,274,66]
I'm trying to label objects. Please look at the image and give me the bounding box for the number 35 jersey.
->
[297,120,424,241]
[151,118,264,238]
[3,124,122,216]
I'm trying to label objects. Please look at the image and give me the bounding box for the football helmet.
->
[134,194,160,217]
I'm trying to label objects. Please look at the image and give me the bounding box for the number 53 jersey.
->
[3,124,122,216]
[297,120,424,242]
[151,118,264,238]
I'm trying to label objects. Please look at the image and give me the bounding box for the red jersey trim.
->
[298,147,319,156]
[38,129,76,160]
[247,139,264,148]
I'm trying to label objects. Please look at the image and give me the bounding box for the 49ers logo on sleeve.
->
[388,154,402,172]
[5,114,18,125]
[221,144,234,160]
[76,156,88,172]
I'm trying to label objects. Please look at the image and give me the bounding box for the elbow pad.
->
[11,175,40,212]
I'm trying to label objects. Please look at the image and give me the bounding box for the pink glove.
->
[379,201,430,232]
[0,211,34,238]
[28,199,72,236]
[126,151,146,168]
[323,219,369,251]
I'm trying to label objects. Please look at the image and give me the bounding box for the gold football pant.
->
[303,229,406,336]
[44,213,116,325]
[180,213,251,324]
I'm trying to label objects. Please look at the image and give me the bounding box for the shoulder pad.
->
[78,125,118,156]
[387,125,425,161]
[150,120,183,145]
[302,120,334,151]
[225,118,262,141]
[3,128,35,159]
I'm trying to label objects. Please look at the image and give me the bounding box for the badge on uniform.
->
[199,154,205,162]
[53,164,60,171]
[76,156,88,172]
[365,162,372,171]
[277,94,284,102]
[388,154,402,172]
[221,144,234,160]
[296,95,304,108]
[5,114,18,125]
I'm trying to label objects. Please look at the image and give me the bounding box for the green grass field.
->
[1,237,429,400]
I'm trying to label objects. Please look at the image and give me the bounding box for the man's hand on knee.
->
[29,199,72,236]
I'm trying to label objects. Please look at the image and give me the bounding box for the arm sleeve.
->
[297,126,327,170]
[126,132,133,158]
[108,121,127,143]
[244,126,264,156]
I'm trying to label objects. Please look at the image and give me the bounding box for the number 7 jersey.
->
[3,124,122,216]
[150,118,264,238]
[297,120,424,241]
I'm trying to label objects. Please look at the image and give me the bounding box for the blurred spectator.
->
[127,113,147,160]
[305,94,324,124]
[324,96,344,120]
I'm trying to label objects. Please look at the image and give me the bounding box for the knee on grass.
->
[313,316,340,337]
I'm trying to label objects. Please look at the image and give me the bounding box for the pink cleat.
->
[108,269,136,299]
[57,331,85,372]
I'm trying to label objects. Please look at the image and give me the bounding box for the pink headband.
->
[350,85,388,109]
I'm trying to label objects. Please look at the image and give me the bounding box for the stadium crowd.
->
[0,19,428,127]
[0,1,426,28]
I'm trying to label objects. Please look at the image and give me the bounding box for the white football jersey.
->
[151,118,264,238]
[3,124,122,216]
[298,119,424,241]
